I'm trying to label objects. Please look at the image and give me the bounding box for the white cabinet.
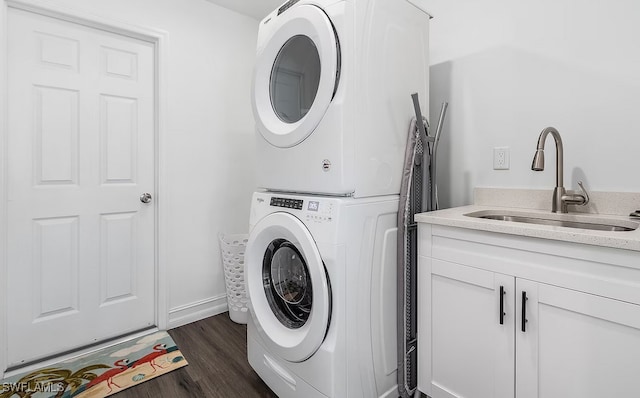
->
[427,260,514,398]
[516,280,640,398]
[418,223,640,398]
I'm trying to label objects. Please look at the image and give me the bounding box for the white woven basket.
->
[218,233,249,324]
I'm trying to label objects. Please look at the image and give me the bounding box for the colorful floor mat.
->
[1,331,187,398]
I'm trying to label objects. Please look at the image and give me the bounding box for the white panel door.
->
[6,8,155,367]
[429,259,514,398]
[516,280,640,398]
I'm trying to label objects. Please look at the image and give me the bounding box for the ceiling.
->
[205,0,285,20]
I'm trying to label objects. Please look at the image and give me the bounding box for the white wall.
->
[427,0,640,208]
[47,0,259,325]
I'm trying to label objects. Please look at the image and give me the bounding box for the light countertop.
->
[415,188,640,251]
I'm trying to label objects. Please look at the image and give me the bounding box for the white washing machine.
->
[252,0,430,197]
[245,191,399,397]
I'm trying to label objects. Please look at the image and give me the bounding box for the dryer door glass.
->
[263,239,313,329]
[270,35,321,124]
[251,4,339,148]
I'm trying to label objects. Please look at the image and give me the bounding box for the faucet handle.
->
[577,181,590,206]
[561,180,590,207]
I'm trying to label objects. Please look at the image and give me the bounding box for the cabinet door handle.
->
[521,291,528,332]
[499,285,505,325]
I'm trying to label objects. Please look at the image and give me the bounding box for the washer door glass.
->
[245,212,331,362]
[263,239,313,328]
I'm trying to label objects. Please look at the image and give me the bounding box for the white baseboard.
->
[168,294,228,329]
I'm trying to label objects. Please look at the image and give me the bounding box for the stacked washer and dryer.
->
[245,1,430,397]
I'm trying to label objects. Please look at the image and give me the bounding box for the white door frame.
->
[0,0,170,376]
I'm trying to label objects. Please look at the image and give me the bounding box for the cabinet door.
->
[426,259,515,398]
[516,280,640,398]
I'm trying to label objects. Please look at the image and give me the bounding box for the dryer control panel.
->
[277,0,300,16]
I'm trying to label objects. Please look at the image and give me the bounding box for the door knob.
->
[140,193,152,203]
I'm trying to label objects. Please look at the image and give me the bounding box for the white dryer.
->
[252,0,430,197]
[245,191,400,397]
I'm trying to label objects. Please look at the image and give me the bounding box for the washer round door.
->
[246,212,331,362]
[252,4,340,148]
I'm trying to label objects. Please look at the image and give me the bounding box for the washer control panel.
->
[267,195,335,224]
[270,197,303,210]
[305,200,334,224]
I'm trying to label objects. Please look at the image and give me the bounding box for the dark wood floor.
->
[114,313,277,398]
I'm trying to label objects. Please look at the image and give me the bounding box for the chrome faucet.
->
[531,127,589,213]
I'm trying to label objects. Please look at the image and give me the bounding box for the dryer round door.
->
[246,212,331,362]
[252,4,340,148]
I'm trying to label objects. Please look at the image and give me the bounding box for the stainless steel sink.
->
[464,211,639,232]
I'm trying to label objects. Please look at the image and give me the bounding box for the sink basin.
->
[464,210,639,232]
